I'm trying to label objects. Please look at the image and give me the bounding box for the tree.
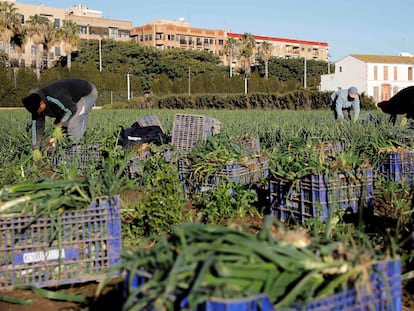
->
[223,37,238,77]
[11,28,27,67]
[59,20,80,71]
[238,33,256,74]
[26,14,48,78]
[43,21,61,69]
[258,41,273,79]
[0,1,20,68]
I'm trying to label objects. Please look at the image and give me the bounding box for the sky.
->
[19,0,414,62]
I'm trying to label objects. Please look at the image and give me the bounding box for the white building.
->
[320,54,414,103]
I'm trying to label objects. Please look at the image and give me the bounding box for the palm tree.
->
[259,41,273,79]
[223,37,238,77]
[238,33,256,74]
[0,1,21,68]
[43,21,61,69]
[59,20,80,71]
[26,14,48,78]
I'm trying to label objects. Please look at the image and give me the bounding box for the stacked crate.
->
[171,114,221,152]
[0,196,121,289]
[269,168,374,224]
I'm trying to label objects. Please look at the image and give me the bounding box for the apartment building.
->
[130,19,329,67]
[227,33,329,62]
[65,5,132,42]
[4,1,132,69]
[130,19,227,58]
[320,54,414,103]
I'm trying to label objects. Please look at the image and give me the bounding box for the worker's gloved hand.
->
[52,126,64,141]
[32,149,42,161]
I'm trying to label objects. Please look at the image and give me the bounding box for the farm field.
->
[0,108,414,310]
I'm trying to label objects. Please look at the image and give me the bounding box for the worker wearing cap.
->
[330,87,360,121]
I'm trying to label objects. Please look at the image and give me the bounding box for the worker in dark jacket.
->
[377,86,414,125]
[22,78,98,160]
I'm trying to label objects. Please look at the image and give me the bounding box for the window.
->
[80,26,87,34]
[218,39,224,46]
[409,67,413,81]
[394,66,397,80]
[54,19,60,27]
[31,45,36,55]
[109,27,118,38]
[119,30,130,38]
[339,66,342,73]
[55,46,61,57]
[383,66,389,80]
[373,66,378,80]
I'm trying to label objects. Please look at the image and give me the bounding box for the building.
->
[320,54,414,103]
[130,19,227,58]
[3,1,132,69]
[130,20,329,67]
[65,5,132,41]
[3,1,328,72]
[227,32,329,62]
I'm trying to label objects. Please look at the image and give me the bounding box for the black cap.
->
[22,93,41,114]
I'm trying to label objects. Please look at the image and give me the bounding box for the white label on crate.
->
[23,249,66,264]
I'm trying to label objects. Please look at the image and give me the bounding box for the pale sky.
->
[19,0,414,62]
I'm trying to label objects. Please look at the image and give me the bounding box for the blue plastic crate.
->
[294,259,402,311]
[314,141,342,158]
[0,196,122,289]
[269,169,374,224]
[52,143,102,172]
[381,151,414,184]
[123,270,274,311]
[136,115,165,133]
[123,259,400,311]
[171,114,221,152]
[179,156,269,199]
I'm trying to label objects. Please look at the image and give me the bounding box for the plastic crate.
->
[136,115,165,133]
[295,259,402,311]
[171,114,221,152]
[179,156,269,198]
[314,141,342,158]
[381,151,414,184]
[123,270,274,311]
[123,259,401,311]
[269,169,374,224]
[52,144,102,172]
[235,136,261,154]
[0,196,122,289]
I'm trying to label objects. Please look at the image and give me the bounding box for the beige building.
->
[227,33,329,62]
[65,5,132,42]
[130,19,329,68]
[4,1,132,69]
[130,19,227,57]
